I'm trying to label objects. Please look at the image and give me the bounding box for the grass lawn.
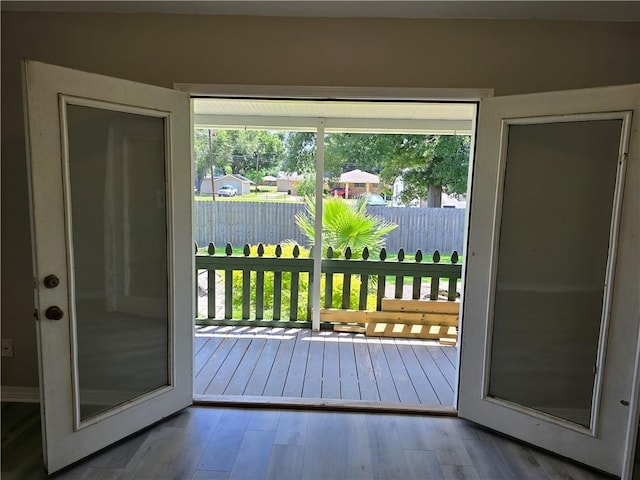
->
[194,187,302,204]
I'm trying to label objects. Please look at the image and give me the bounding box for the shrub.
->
[295,196,397,259]
[229,244,376,320]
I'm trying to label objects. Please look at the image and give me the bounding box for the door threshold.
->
[193,394,457,416]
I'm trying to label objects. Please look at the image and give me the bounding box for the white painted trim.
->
[312,120,325,332]
[458,84,640,477]
[193,114,472,135]
[623,314,640,480]
[453,102,479,409]
[24,60,193,474]
[176,84,494,101]
[481,111,633,438]
[1,386,40,403]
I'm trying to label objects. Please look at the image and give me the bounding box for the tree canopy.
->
[193,129,284,191]
[194,128,470,205]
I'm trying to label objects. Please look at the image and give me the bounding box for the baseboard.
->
[1,386,40,403]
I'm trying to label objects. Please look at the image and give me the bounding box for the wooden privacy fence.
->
[194,202,465,254]
[195,242,462,339]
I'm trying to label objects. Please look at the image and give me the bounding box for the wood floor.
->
[1,402,613,479]
[194,326,456,407]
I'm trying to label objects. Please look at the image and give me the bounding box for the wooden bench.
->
[320,298,460,344]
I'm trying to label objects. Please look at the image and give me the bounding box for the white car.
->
[217,185,237,197]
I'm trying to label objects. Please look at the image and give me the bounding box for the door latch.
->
[43,274,60,289]
[45,306,64,321]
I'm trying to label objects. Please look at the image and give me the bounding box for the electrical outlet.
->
[1,339,13,357]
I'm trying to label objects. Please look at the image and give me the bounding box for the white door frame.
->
[179,82,485,368]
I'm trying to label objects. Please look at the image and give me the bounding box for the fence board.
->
[194,202,465,253]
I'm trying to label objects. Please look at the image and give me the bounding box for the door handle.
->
[45,306,64,321]
[43,275,60,289]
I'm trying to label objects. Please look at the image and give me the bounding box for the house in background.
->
[338,169,380,198]
[276,172,305,195]
[261,175,278,187]
[1,3,639,477]
[200,173,253,195]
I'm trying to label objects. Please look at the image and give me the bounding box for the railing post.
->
[448,251,459,301]
[224,243,233,319]
[342,247,352,309]
[412,250,423,300]
[290,245,300,321]
[430,250,441,300]
[273,245,283,320]
[306,246,314,321]
[376,248,387,311]
[255,243,265,320]
[358,247,370,310]
[207,242,216,319]
[242,244,251,320]
[394,249,405,299]
[324,247,334,308]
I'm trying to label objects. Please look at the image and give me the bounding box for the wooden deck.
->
[194,326,457,407]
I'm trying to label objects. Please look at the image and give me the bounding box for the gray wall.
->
[2,11,639,388]
[194,202,465,254]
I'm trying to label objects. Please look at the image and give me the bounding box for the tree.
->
[282,132,316,173]
[324,133,399,176]
[193,129,223,193]
[222,130,284,176]
[278,131,470,207]
[379,134,470,207]
[295,172,316,198]
[193,129,285,193]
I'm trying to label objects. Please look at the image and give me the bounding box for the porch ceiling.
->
[193,98,475,134]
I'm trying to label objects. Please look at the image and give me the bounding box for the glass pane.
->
[488,120,622,427]
[66,105,169,421]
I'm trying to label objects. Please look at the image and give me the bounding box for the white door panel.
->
[459,84,639,476]
[23,61,193,473]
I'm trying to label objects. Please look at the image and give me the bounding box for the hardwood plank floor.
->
[1,403,615,479]
[194,326,458,407]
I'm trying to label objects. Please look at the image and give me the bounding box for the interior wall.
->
[2,11,639,388]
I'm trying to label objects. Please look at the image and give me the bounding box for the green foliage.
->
[282,132,316,173]
[230,244,376,320]
[379,134,470,205]
[294,172,316,198]
[193,129,285,191]
[195,128,469,206]
[281,132,470,206]
[324,133,398,176]
[295,196,397,259]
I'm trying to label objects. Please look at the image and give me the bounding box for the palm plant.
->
[295,196,397,258]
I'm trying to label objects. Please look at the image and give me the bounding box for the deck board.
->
[353,334,381,402]
[338,333,361,401]
[321,332,341,399]
[412,344,454,405]
[366,336,401,403]
[242,328,285,396]
[194,326,458,406]
[381,340,421,404]
[302,331,325,398]
[223,330,266,395]
[395,340,441,405]
[262,329,298,397]
[281,329,311,397]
